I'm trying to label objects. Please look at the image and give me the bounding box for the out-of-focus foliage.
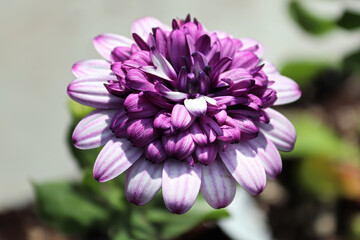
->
[337,10,360,30]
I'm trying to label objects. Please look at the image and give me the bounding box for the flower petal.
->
[162,159,202,214]
[93,137,143,182]
[67,75,124,109]
[93,33,133,61]
[259,108,296,152]
[201,158,236,209]
[171,104,195,130]
[72,59,111,77]
[240,38,264,57]
[270,75,301,105]
[73,109,116,149]
[247,132,282,178]
[131,17,170,40]
[184,97,207,117]
[219,142,266,195]
[125,158,163,206]
[150,48,177,81]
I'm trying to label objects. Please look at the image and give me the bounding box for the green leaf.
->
[343,48,360,73]
[281,111,360,165]
[34,182,110,234]
[130,210,157,240]
[280,60,331,88]
[69,100,94,121]
[337,10,360,30]
[351,213,360,239]
[288,0,336,35]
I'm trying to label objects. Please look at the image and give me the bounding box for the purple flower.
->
[68,15,301,214]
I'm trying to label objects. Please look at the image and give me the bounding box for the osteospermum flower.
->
[67,15,301,214]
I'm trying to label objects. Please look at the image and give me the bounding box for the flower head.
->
[68,15,301,214]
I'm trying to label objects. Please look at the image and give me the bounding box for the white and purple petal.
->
[201,158,236,209]
[184,97,207,117]
[72,59,111,77]
[93,33,133,61]
[72,109,116,149]
[93,137,143,182]
[131,17,170,40]
[270,75,301,105]
[162,159,202,214]
[125,158,163,205]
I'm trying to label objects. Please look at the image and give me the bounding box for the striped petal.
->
[131,17,170,40]
[271,75,301,105]
[93,33,133,61]
[125,158,163,205]
[93,137,143,182]
[67,75,124,109]
[219,142,266,195]
[73,109,116,149]
[72,59,111,77]
[259,108,296,152]
[162,159,202,214]
[247,132,282,178]
[184,97,207,117]
[201,158,236,208]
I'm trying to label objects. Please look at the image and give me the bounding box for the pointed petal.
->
[259,108,296,152]
[131,17,170,40]
[67,75,124,109]
[219,142,266,195]
[184,97,207,117]
[125,158,163,205]
[93,34,133,61]
[162,159,202,214]
[247,132,282,178]
[72,59,111,77]
[93,137,143,182]
[240,38,264,57]
[270,75,301,105]
[150,49,177,80]
[201,158,236,209]
[73,109,116,149]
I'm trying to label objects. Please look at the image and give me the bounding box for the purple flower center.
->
[105,16,277,165]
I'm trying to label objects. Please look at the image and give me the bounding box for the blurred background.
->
[1,0,360,239]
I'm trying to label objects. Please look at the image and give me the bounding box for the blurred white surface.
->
[0,0,359,211]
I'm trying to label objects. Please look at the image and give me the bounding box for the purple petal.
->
[72,109,116,149]
[219,142,266,195]
[110,109,129,138]
[167,29,189,71]
[162,159,202,214]
[219,68,253,84]
[126,118,160,147]
[93,137,143,182]
[189,122,208,146]
[150,48,177,80]
[110,46,131,62]
[125,158,163,205]
[124,93,159,118]
[195,34,211,55]
[259,108,296,152]
[67,75,124,109]
[93,34,133,61]
[240,38,264,57]
[247,132,282,178]
[72,59,111,77]
[145,140,167,163]
[171,104,195,130]
[184,97,207,117]
[140,66,173,82]
[270,75,301,105]
[195,143,217,165]
[200,158,236,208]
[162,130,196,160]
[125,69,156,92]
[153,111,172,130]
[131,17,170,40]
[231,51,259,70]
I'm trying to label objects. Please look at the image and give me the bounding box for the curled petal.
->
[72,59,111,77]
[259,108,296,152]
[73,109,116,149]
[195,143,218,165]
[162,159,202,214]
[150,48,177,80]
[126,69,156,92]
[145,140,167,163]
[93,137,143,182]
[189,122,208,146]
[171,104,195,130]
[124,93,159,118]
[247,132,282,178]
[93,33,133,61]
[127,118,160,147]
[270,75,301,105]
[201,158,236,208]
[184,97,207,117]
[132,17,170,40]
[162,130,195,160]
[168,29,189,71]
[125,158,163,205]
[219,142,266,195]
[153,111,172,130]
[231,51,259,70]
[67,75,124,109]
